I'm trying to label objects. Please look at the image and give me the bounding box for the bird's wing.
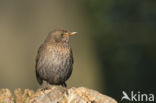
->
[35,44,44,85]
[70,49,74,64]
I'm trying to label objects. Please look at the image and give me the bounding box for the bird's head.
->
[45,29,77,44]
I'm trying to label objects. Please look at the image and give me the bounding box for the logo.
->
[121,91,155,102]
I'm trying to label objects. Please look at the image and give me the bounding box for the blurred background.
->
[0,0,156,102]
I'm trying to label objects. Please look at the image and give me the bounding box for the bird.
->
[35,29,77,90]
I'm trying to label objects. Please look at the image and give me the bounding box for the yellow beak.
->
[69,32,78,36]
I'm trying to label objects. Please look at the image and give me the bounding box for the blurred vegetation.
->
[85,0,156,102]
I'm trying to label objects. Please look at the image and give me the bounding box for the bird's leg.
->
[62,82,67,87]
[41,81,50,91]
[62,82,69,95]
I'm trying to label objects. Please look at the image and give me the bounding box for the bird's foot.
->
[61,82,69,96]
[63,87,69,96]
[41,85,51,91]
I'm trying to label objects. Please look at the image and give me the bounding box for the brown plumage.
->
[35,29,77,89]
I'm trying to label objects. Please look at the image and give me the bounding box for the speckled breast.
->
[37,43,73,84]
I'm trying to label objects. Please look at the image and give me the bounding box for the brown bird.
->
[35,29,77,89]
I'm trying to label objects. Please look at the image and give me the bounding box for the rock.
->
[0,88,14,103]
[0,87,117,103]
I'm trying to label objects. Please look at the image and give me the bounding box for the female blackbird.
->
[35,29,77,89]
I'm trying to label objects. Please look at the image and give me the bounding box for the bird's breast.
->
[37,43,73,83]
[44,44,71,67]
